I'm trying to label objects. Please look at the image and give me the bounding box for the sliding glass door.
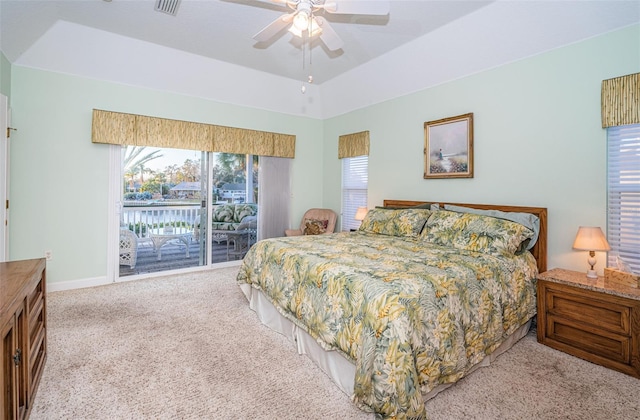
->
[118,146,208,277]
[115,148,259,278]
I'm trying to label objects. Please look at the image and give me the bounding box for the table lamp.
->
[354,207,368,222]
[572,226,611,279]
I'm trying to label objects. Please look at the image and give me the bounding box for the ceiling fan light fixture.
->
[323,1,337,13]
[288,16,322,37]
[293,11,310,32]
[254,0,390,54]
[288,26,302,37]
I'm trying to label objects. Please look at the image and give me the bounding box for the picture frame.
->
[424,113,474,179]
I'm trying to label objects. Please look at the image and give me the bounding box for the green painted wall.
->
[0,51,10,97]
[9,68,323,284]
[322,24,640,273]
[7,24,640,284]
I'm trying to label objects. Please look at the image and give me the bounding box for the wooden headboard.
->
[383,199,548,274]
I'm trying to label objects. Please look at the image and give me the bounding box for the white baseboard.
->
[46,260,242,293]
[47,275,110,292]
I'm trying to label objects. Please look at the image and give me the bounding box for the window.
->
[342,155,368,231]
[607,124,640,273]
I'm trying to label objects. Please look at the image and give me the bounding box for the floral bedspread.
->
[236,231,538,419]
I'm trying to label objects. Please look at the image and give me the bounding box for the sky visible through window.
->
[143,147,202,171]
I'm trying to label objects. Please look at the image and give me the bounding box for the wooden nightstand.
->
[537,268,640,379]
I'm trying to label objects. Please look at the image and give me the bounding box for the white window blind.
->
[607,123,640,274]
[342,155,368,231]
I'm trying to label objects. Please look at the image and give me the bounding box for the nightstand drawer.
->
[546,315,631,364]
[537,270,640,379]
[545,287,630,336]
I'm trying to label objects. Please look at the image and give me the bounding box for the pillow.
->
[443,204,540,250]
[421,210,534,256]
[233,204,258,223]
[237,215,257,230]
[213,204,235,223]
[359,208,431,237]
[303,218,329,235]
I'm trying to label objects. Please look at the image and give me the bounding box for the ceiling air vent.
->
[155,0,181,16]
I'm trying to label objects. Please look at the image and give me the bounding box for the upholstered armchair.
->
[285,208,338,237]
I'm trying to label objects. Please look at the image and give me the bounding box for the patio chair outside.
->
[119,228,139,268]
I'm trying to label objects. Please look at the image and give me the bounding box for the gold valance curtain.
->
[338,130,370,158]
[601,73,640,128]
[91,109,296,158]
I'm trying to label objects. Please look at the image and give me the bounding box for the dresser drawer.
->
[27,277,44,317]
[29,324,46,391]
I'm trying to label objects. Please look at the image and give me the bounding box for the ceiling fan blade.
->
[250,0,290,7]
[315,16,344,51]
[323,1,390,15]
[253,13,295,42]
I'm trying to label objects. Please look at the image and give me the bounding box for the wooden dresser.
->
[537,268,640,379]
[1,259,47,419]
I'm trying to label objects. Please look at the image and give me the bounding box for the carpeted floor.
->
[31,268,640,419]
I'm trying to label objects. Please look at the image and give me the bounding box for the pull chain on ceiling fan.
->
[300,23,315,94]
[291,0,317,93]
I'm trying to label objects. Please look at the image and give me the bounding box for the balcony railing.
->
[121,203,205,277]
[119,202,255,277]
[121,203,201,239]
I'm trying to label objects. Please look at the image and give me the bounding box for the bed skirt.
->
[240,283,532,406]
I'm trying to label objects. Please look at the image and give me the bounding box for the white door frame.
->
[106,145,122,282]
[0,95,9,262]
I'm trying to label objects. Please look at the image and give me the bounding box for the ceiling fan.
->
[252,0,390,51]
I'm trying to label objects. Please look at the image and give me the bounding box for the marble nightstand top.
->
[538,268,640,301]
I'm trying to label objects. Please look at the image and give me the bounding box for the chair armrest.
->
[284,229,302,237]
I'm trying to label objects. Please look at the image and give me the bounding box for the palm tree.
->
[216,153,255,183]
[216,153,244,177]
[124,169,137,192]
[123,146,163,178]
[137,163,155,184]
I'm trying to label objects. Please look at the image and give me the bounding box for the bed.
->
[237,200,547,419]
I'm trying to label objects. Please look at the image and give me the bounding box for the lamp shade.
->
[572,226,611,251]
[354,207,368,221]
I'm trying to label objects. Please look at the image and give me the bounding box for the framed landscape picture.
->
[424,113,474,179]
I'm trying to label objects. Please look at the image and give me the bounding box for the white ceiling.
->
[1,0,639,119]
